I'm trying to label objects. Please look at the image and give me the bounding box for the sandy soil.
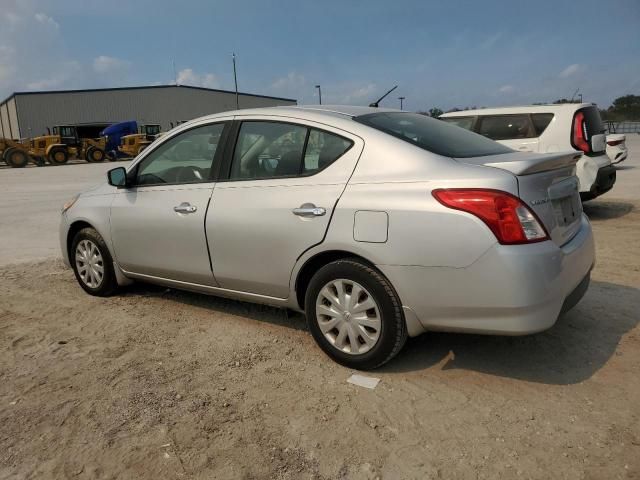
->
[0,196,638,480]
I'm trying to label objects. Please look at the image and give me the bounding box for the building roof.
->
[0,84,296,106]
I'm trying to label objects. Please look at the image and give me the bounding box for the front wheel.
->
[85,146,105,163]
[71,227,118,296]
[305,259,407,370]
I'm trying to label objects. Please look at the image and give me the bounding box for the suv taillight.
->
[572,111,590,154]
[432,189,548,245]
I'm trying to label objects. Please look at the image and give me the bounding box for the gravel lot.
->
[1,138,639,479]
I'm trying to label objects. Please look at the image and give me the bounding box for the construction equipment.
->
[118,124,161,157]
[29,125,108,164]
[0,138,34,168]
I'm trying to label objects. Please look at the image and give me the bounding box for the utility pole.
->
[232,53,239,109]
[315,85,322,105]
[398,96,405,110]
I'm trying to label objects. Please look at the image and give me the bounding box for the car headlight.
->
[62,194,80,213]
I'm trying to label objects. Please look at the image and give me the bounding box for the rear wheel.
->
[4,148,30,168]
[48,147,68,165]
[305,259,407,370]
[71,227,118,296]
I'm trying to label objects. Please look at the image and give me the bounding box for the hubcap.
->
[75,239,104,288]
[315,279,381,355]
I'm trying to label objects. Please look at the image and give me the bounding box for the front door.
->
[110,121,228,285]
[207,119,363,298]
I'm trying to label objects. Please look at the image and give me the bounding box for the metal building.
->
[0,85,297,140]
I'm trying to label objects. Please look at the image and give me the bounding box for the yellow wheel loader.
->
[29,125,108,165]
[118,124,161,158]
[0,138,35,168]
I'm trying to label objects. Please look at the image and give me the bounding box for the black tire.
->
[4,148,30,168]
[305,258,407,370]
[70,227,118,297]
[86,146,106,163]
[48,147,69,165]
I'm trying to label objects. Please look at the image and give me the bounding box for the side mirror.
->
[107,167,127,187]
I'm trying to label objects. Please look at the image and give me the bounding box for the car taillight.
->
[572,111,590,153]
[432,189,549,245]
[607,139,623,147]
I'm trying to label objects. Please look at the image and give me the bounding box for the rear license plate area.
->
[552,194,581,226]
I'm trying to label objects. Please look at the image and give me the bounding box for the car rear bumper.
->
[379,214,595,336]
[580,164,617,201]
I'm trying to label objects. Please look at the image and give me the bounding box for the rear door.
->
[476,114,539,152]
[207,118,363,298]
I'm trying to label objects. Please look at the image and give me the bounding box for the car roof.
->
[184,105,401,126]
[440,103,595,117]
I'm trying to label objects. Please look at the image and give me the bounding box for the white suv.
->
[441,103,615,200]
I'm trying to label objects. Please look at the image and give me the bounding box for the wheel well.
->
[66,221,93,259]
[295,250,376,310]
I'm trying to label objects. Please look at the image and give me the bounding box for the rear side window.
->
[579,106,605,138]
[229,121,353,180]
[303,129,352,174]
[531,113,554,136]
[441,116,475,131]
[477,115,534,140]
[355,112,511,158]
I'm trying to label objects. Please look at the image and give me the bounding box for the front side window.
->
[135,123,225,186]
[477,115,534,140]
[441,116,475,131]
[229,122,352,180]
[355,112,511,158]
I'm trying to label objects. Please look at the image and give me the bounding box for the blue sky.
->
[1,0,639,110]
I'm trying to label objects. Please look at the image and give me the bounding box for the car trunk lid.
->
[455,151,583,246]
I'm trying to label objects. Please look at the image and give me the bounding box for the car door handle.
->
[292,204,326,217]
[173,202,197,214]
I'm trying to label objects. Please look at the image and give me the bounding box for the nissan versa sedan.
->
[60,106,595,369]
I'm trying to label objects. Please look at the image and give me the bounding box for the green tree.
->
[428,107,444,118]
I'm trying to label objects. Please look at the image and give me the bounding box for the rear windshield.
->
[354,112,511,158]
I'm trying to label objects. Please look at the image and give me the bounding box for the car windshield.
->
[354,112,512,158]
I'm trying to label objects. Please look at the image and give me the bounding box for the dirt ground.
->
[2,167,640,479]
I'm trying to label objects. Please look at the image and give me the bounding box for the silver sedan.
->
[60,106,595,369]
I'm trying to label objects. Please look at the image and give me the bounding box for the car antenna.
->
[369,85,398,108]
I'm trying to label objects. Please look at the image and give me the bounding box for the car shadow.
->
[121,282,309,332]
[583,201,634,221]
[122,280,637,385]
[380,281,639,385]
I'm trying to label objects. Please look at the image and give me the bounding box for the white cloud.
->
[93,55,130,74]
[498,84,515,93]
[176,68,219,89]
[34,13,59,29]
[26,61,82,90]
[4,12,21,25]
[480,32,503,50]
[559,64,583,78]
[339,83,377,104]
[271,72,305,90]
